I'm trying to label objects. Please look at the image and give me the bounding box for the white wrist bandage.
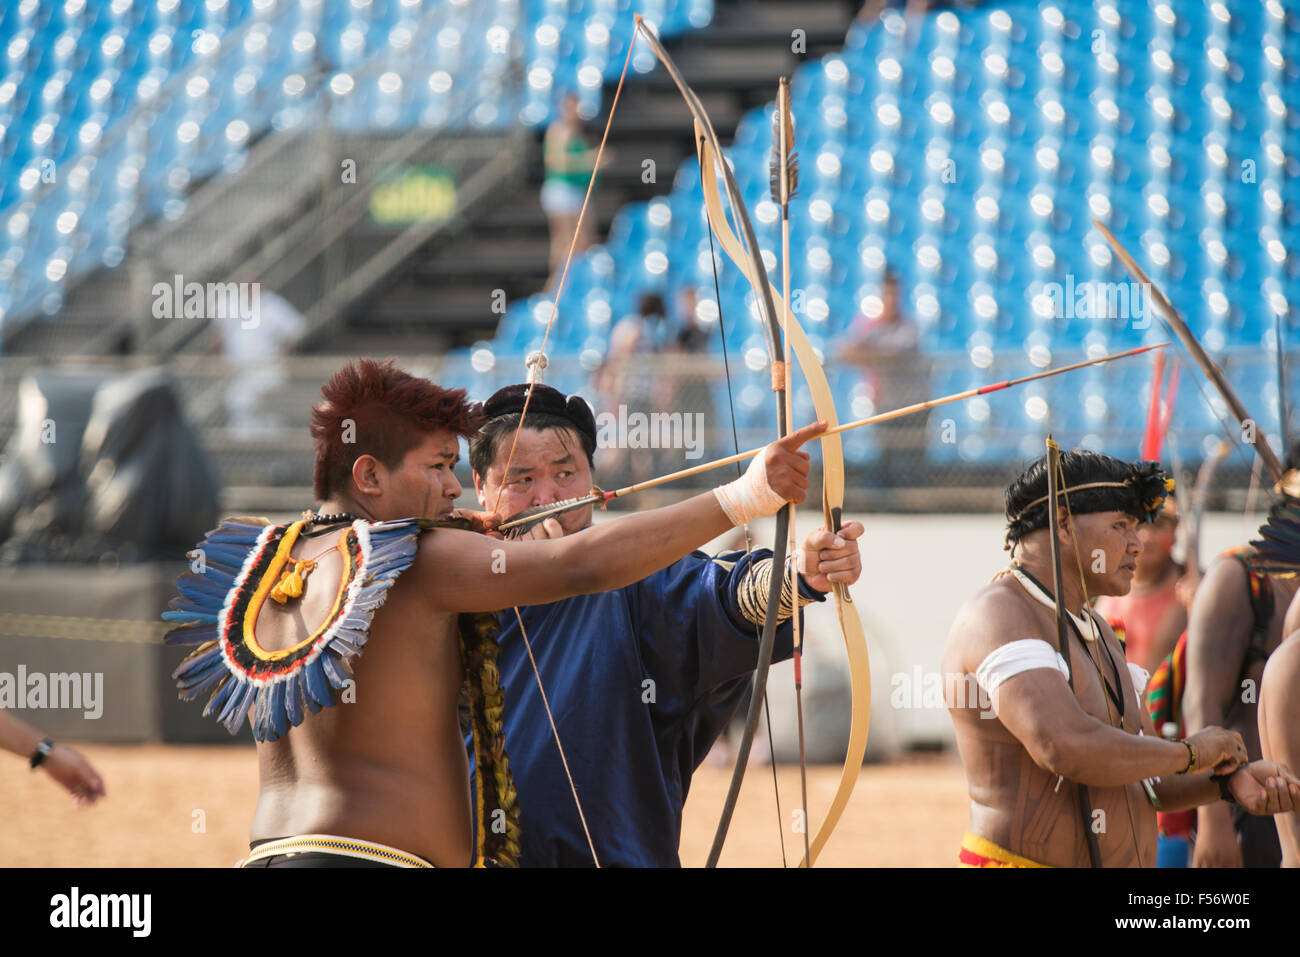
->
[713,451,789,525]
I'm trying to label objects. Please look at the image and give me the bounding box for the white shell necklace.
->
[1010,565,1101,643]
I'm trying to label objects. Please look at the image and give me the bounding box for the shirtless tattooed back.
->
[164,359,825,867]
[943,450,1300,867]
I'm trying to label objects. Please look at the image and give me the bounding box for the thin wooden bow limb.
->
[626,16,793,869]
[1044,437,1102,867]
[773,75,812,867]
[1093,220,1286,484]
[695,119,871,868]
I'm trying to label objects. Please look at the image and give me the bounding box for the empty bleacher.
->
[0,0,713,332]
[3,1,1298,508]
[486,1,1300,471]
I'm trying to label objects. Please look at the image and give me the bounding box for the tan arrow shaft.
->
[611,341,1167,498]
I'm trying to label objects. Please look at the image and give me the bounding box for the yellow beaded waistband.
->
[238,833,435,868]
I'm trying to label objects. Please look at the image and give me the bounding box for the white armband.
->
[974,638,1070,715]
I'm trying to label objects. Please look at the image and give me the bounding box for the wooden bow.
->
[623,17,798,868]
[1044,436,1103,867]
[502,16,869,868]
[649,34,870,864]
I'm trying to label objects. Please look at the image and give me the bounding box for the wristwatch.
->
[1210,771,1239,806]
[29,737,54,769]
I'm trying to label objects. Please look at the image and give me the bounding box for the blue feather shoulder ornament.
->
[162,514,521,865]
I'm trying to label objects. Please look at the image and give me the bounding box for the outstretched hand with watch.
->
[1,709,106,806]
[1175,727,1300,817]
[38,739,107,806]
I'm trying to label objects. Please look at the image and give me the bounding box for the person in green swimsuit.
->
[541,93,599,286]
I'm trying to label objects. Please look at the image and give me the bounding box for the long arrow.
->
[497,341,1169,535]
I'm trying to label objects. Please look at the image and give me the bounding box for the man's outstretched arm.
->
[1140,682,1300,815]
[1183,558,1253,736]
[992,665,1246,787]
[424,422,826,614]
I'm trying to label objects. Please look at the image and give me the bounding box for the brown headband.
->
[1010,480,1133,523]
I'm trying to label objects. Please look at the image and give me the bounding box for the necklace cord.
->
[1053,457,1147,865]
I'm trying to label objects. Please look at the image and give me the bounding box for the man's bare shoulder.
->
[411,524,494,572]
[946,575,1040,669]
[390,524,489,604]
[952,575,1037,630]
[1263,632,1300,698]
[1186,556,1253,652]
[1285,588,1300,640]
[411,522,482,548]
[1197,553,1252,606]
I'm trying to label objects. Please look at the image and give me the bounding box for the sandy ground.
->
[0,744,969,867]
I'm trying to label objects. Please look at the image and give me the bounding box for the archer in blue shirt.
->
[465,383,865,866]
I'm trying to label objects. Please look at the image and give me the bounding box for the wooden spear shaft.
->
[1093,219,1286,481]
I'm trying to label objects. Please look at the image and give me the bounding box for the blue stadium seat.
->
[6,0,1300,473]
[0,1,714,327]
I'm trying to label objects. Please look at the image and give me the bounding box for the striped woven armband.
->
[735,557,816,628]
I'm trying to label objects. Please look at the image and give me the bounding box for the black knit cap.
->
[479,383,597,446]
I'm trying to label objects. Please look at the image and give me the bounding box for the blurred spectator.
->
[1130,495,1224,869]
[837,271,918,376]
[1094,496,1189,674]
[218,287,305,437]
[595,293,674,480]
[834,270,920,482]
[600,291,675,395]
[667,285,717,460]
[1182,449,1300,868]
[674,286,711,353]
[541,93,599,288]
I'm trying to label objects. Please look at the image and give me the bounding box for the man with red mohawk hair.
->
[163,358,825,868]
